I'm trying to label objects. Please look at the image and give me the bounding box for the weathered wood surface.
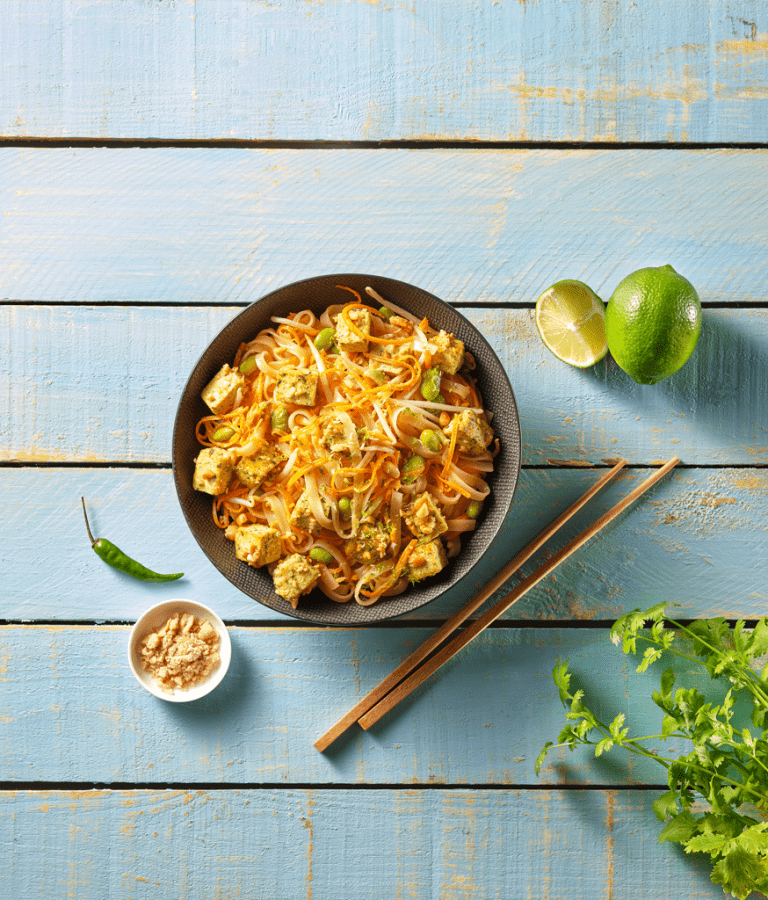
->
[4,4,767,892]
[1,467,764,622]
[0,625,722,786]
[2,148,768,307]
[0,788,718,899]
[2,0,767,144]
[2,305,767,467]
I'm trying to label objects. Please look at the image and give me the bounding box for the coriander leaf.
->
[594,738,614,757]
[710,846,767,900]
[659,811,699,845]
[534,742,553,776]
[652,791,679,822]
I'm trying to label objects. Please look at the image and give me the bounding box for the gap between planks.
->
[0,781,671,792]
[2,138,768,151]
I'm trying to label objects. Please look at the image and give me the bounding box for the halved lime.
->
[535,279,607,368]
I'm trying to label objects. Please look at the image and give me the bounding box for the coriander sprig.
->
[537,606,768,900]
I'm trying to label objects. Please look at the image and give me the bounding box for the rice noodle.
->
[390,398,484,414]
[192,289,498,612]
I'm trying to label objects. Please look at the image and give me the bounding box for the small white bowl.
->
[128,599,232,702]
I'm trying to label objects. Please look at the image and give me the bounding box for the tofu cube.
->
[431,331,465,375]
[193,448,234,495]
[235,444,285,488]
[403,492,448,540]
[320,415,359,456]
[407,538,448,582]
[201,364,246,415]
[289,491,331,534]
[234,524,282,568]
[336,307,371,352]
[446,409,494,457]
[274,367,319,407]
[272,553,320,608]
[345,522,391,564]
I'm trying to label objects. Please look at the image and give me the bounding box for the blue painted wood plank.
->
[2,305,766,466]
[1,467,765,622]
[0,625,727,786]
[0,788,719,899]
[2,148,767,306]
[2,0,767,143]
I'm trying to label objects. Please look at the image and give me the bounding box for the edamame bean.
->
[212,426,235,442]
[314,327,336,351]
[338,497,352,520]
[378,306,393,320]
[271,407,289,432]
[403,454,426,476]
[420,366,441,401]
[309,547,334,564]
[239,355,258,375]
[467,500,483,519]
[420,429,441,453]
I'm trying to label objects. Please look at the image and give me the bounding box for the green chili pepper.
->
[309,547,334,564]
[239,355,258,375]
[420,366,442,401]
[403,454,426,476]
[434,393,445,404]
[212,425,235,442]
[314,327,336,352]
[467,500,483,519]
[271,406,289,432]
[338,497,352,520]
[81,498,183,583]
[378,306,394,320]
[419,429,441,453]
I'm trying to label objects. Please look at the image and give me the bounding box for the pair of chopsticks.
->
[314,456,679,753]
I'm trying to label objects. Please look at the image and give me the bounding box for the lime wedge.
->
[535,279,607,368]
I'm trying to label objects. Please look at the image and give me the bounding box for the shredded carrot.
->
[435,474,473,499]
[394,539,418,579]
[287,458,330,491]
[340,303,412,346]
[441,419,458,478]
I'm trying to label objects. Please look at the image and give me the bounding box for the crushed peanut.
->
[138,611,221,693]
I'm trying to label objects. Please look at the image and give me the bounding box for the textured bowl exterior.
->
[172,274,521,624]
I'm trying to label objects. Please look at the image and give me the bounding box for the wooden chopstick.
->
[313,457,628,752]
[358,456,679,731]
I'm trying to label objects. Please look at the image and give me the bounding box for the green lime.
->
[605,265,701,385]
[535,280,607,368]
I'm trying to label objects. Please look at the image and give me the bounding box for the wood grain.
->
[2,1,767,143]
[0,625,726,786]
[2,148,768,306]
[0,788,718,899]
[2,305,766,466]
[1,466,763,622]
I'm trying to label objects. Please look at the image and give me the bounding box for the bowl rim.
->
[172,272,521,625]
[128,598,232,702]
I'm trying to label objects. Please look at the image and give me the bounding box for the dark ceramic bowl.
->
[172,274,521,624]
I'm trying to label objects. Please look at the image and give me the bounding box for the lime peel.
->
[604,264,702,385]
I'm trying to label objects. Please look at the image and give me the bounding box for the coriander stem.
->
[559,692,768,807]
[666,617,768,709]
